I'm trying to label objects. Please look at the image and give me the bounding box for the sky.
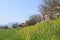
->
[0,0,43,25]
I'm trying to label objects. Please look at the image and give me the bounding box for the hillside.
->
[0,18,60,40]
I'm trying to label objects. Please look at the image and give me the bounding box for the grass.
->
[0,18,60,40]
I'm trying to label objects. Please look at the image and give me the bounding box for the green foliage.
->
[0,18,60,40]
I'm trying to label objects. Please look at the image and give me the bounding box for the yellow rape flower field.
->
[0,18,60,40]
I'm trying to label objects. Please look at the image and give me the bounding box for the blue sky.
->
[0,0,43,24]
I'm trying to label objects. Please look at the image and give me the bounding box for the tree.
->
[26,19,36,25]
[12,23,19,28]
[26,14,42,25]
[39,0,60,20]
[4,26,9,29]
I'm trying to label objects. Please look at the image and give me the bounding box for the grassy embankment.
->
[0,18,60,40]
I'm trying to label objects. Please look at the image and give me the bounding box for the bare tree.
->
[39,0,60,20]
[29,14,42,22]
[12,23,19,28]
[26,14,42,25]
